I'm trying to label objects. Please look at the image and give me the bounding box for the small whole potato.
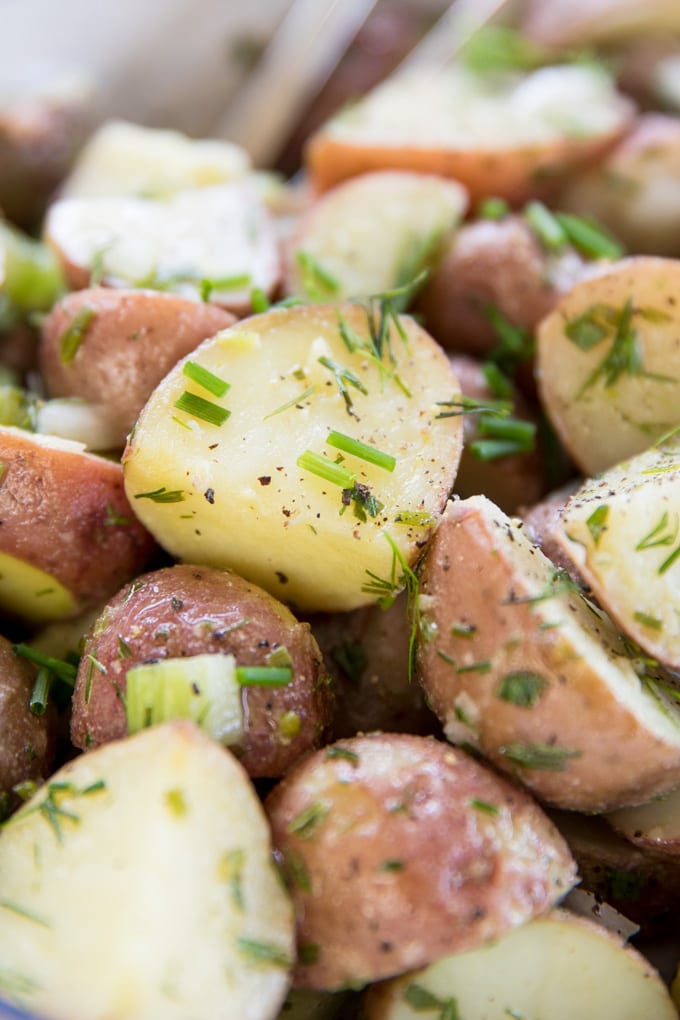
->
[71,563,332,778]
[266,732,576,990]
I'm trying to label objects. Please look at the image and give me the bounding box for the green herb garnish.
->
[174,390,230,426]
[133,487,185,503]
[182,361,230,398]
[235,666,292,687]
[499,742,582,771]
[326,430,396,472]
[59,306,96,364]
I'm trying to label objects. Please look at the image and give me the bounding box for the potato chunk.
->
[122,304,463,612]
[0,722,294,1020]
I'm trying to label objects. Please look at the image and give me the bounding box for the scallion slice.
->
[554,212,624,260]
[182,361,230,398]
[297,450,355,489]
[326,430,396,472]
[174,391,230,426]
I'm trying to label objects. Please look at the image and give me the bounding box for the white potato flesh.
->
[60,119,251,198]
[284,171,467,301]
[553,436,680,669]
[44,182,279,313]
[123,304,463,612]
[536,256,680,476]
[362,909,678,1020]
[607,784,680,855]
[0,722,294,1020]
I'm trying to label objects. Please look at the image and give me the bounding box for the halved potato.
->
[361,909,678,1020]
[552,436,680,670]
[416,495,680,812]
[520,479,584,584]
[266,732,576,991]
[305,64,635,204]
[0,427,156,622]
[536,256,680,476]
[44,181,280,316]
[607,784,680,856]
[282,171,467,302]
[39,288,235,447]
[0,722,294,1020]
[122,304,463,613]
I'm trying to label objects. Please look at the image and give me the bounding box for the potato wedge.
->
[520,480,584,584]
[266,732,576,991]
[607,785,680,856]
[283,171,467,302]
[552,436,680,670]
[536,256,680,476]
[44,181,280,316]
[122,304,463,612]
[0,427,155,622]
[0,722,294,1020]
[305,64,634,204]
[361,909,678,1020]
[39,288,235,447]
[416,495,680,812]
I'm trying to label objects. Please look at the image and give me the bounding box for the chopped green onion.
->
[263,385,315,420]
[250,287,270,313]
[59,306,96,364]
[133,487,185,503]
[182,361,230,398]
[295,250,340,300]
[236,938,293,968]
[554,212,624,260]
[297,450,355,489]
[326,430,396,472]
[235,666,292,687]
[29,667,52,716]
[199,273,251,302]
[586,505,609,546]
[481,361,513,398]
[478,197,509,220]
[174,390,230,426]
[500,742,582,771]
[524,201,567,251]
[13,645,77,685]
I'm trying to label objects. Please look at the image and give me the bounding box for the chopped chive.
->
[297,450,355,489]
[318,354,368,413]
[182,361,230,398]
[133,487,185,503]
[200,273,251,302]
[470,799,500,816]
[470,438,531,461]
[250,287,270,313]
[326,430,396,472]
[287,801,329,839]
[586,504,609,546]
[379,859,405,872]
[633,611,663,630]
[393,510,435,527]
[325,745,360,764]
[496,670,548,708]
[482,361,513,398]
[499,742,582,771]
[524,201,567,251]
[29,667,52,716]
[12,645,77,684]
[59,306,96,364]
[636,512,678,550]
[235,666,292,687]
[174,391,230,426]
[264,385,315,420]
[479,196,509,220]
[295,250,340,300]
[0,900,51,929]
[456,660,492,674]
[236,938,293,968]
[554,212,624,260]
[659,543,680,575]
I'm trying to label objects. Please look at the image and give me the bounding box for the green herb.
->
[461,24,546,74]
[295,250,340,300]
[565,303,618,350]
[379,859,405,872]
[393,509,435,527]
[235,666,292,687]
[164,788,187,817]
[133,487,185,503]
[250,287,270,313]
[586,504,609,546]
[221,848,246,909]
[484,305,535,375]
[13,645,77,684]
[58,306,96,364]
[182,360,230,398]
[325,745,360,764]
[9,780,107,843]
[236,938,293,968]
[199,273,251,302]
[277,710,301,740]
[297,450,355,489]
[482,361,513,398]
[636,512,678,550]
[403,982,461,1018]
[29,667,51,716]
[470,798,500,815]
[499,742,582,770]
[0,900,50,928]
[554,212,624,260]
[362,533,420,679]
[281,847,311,893]
[456,659,492,674]
[330,639,367,684]
[174,390,230,426]
[577,299,676,395]
[496,671,548,708]
[658,543,680,575]
[470,414,536,461]
[117,636,134,659]
[318,354,368,414]
[326,429,396,472]
[524,201,567,251]
[264,385,315,419]
[104,502,130,526]
[286,801,329,839]
[479,196,509,220]
[435,393,512,420]
[633,611,663,630]
[503,567,581,606]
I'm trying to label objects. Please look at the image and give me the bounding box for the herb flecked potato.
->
[70,563,331,778]
[122,303,463,613]
[265,732,576,991]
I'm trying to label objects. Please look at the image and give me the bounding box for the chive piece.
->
[403,982,461,1018]
[0,900,51,928]
[29,667,52,716]
[250,287,270,313]
[282,847,311,893]
[496,671,548,708]
[325,745,360,764]
[393,510,435,527]
[326,430,396,472]
[479,197,509,220]
[199,273,251,302]
[264,385,315,420]
[554,212,624,260]
[456,660,492,674]
[182,361,230,398]
[295,250,340,300]
[636,512,678,550]
[633,611,663,630]
[235,666,292,687]
[470,798,500,815]
[297,449,356,489]
[133,487,185,503]
[586,504,609,546]
[471,415,536,460]
[379,859,405,872]
[524,201,567,251]
[659,543,680,575]
[235,938,293,968]
[499,742,582,771]
[221,848,246,910]
[12,645,77,685]
[330,639,367,684]
[318,354,368,413]
[482,361,513,398]
[174,390,230,426]
[461,24,546,74]
[59,306,96,364]
[287,801,329,839]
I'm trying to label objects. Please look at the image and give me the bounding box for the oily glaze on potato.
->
[39,288,235,447]
[607,784,680,856]
[266,732,576,991]
[70,563,331,778]
[0,427,156,623]
[123,303,463,613]
[416,495,680,812]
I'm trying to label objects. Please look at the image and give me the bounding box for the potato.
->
[536,256,680,476]
[0,427,155,623]
[44,181,280,316]
[70,563,330,778]
[305,64,635,204]
[520,479,584,583]
[0,635,56,813]
[521,0,680,48]
[266,732,576,991]
[39,288,235,447]
[0,722,295,1020]
[59,119,251,199]
[607,785,680,856]
[122,303,463,613]
[361,909,678,1020]
[416,495,680,812]
[552,436,680,670]
[559,114,680,256]
[282,171,467,301]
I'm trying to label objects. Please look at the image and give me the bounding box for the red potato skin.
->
[0,636,57,804]
[39,288,235,443]
[520,479,584,583]
[266,733,576,990]
[70,564,332,778]
[0,428,156,615]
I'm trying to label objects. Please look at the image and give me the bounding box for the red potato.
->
[266,732,576,991]
[520,479,584,584]
[0,427,156,623]
[521,0,680,48]
[607,785,680,857]
[70,563,331,779]
[39,288,235,447]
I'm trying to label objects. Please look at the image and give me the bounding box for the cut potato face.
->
[306,64,634,203]
[122,304,463,612]
[536,256,680,476]
[521,0,680,47]
[0,722,294,1020]
[283,171,467,302]
[553,435,680,670]
[416,495,680,812]
[44,182,280,315]
[607,783,680,855]
[362,909,678,1020]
